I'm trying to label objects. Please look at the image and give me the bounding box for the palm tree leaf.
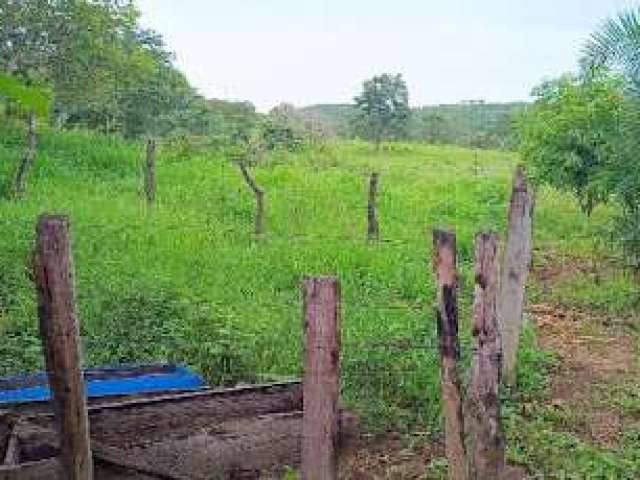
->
[581,8,640,91]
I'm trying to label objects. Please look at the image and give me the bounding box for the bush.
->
[86,287,256,386]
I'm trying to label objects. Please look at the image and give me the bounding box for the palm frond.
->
[581,8,640,90]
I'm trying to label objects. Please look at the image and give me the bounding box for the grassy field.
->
[1,123,638,476]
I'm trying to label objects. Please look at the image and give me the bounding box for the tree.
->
[352,73,410,241]
[0,1,199,138]
[581,8,640,271]
[518,74,624,215]
[353,73,411,149]
[0,73,51,198]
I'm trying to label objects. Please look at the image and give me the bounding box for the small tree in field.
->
[0,73,51,199]
[224,107,267,237]
[353,73,411,240]
[353,73,411,149]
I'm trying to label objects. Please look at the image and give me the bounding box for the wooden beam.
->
[302,277,340,480]
[432,229,467,480]
[34,215,93,480]
[467,233,505,480]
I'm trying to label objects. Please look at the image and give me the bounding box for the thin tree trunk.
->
[499,166,533,385]
[432,230,468,480]
[13,112,37,198]
[467,233,505,480]
[367,172,380,241]
[238,161,265,236]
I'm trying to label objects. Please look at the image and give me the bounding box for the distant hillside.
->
[413,101,528,149]
[297,104,355,136]
[299,101,528,149]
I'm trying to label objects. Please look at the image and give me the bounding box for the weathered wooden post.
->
[367,172,380,241]
[432,230,468,480]
[302,277,340,480]
[499,166,533,385]
[467,233,505,480]
[34,215,93,480]
[143,138,156,206]
[13,112,37,198]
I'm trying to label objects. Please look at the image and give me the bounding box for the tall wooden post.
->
[499,166,533,385]
[143,138,156,206]
[302,277,340,480]
[367,172,380,241]
[432,230,467,480]
[467,233,505,480]
[34,215,93,480]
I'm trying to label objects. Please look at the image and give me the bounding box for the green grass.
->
[1,124,638,474]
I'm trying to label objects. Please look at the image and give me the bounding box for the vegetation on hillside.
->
[300,101,524,149]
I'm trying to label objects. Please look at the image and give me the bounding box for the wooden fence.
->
[3,166,532,480]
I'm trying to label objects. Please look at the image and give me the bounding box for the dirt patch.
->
[529,302,639,447]
[339,434,526,480]
[531,251,596,287]
[340,433,442,480]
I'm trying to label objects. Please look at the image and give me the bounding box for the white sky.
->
[136,0,637,111]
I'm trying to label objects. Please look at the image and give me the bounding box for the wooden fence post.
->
[143,138,156,206]
[34,215,93,480]
[302,277,340,480]
[433,230,468,480]
[499,166,533,385]
[467,233,505,480]
[367,172,379,241]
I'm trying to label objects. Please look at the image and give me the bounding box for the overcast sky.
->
[136,0,637,111]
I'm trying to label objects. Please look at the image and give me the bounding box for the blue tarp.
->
[0,365,205,404]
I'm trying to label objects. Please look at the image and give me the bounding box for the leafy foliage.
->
[353,73,411,147]
[0,1,201,138]
[0,73,50,117]
[582,7,640,92]
[518,74,624,215]
[519,72,640,270]
[301,101,523,149]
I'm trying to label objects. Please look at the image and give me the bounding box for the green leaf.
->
[0,73,51,118]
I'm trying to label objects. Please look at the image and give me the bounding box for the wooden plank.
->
[86,383,303,450]
[1,381,302,418]
[0,407,357,479]
[2,427,19,466]
[0,458,61,480]
[499,165,533,384]
[92,442,185,480]
[432,230,467,480]
[34,215,93,480]
[467,233,505,480]
[302,277,340,480]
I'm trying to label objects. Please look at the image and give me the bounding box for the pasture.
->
[0,124,637,476]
